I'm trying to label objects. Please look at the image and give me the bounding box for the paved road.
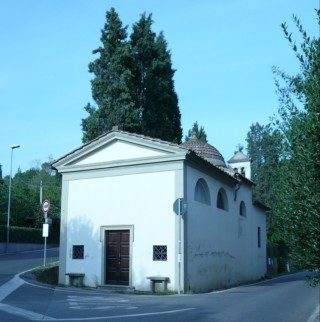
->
[0,248,59,288]
[0,250,319,321]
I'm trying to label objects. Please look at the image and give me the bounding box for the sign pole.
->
[44,213,47,267]
[42,200,50,267]
[178,199,181,295]
[173,198,187,295]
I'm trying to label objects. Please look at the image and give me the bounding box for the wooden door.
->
[105,230,129,285]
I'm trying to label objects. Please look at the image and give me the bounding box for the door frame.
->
[100,225,134,287]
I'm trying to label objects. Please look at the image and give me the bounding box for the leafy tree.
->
[272,11,320,276]
[185,121,208,143]
[82,9,182,143]
[82,8,138,142]
[0,162,61,229]
[246,123,283,206]
[246,122,284,244]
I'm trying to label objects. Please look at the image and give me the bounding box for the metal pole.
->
[44,236,47,266]
[40,180,43,205]
[178,199,181,295]
[44,212,47,266]
[6,149,13,253]
[6,145,20,253]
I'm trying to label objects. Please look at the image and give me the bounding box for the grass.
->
[29,261,59,285]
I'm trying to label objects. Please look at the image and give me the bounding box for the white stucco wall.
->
[185,164,266,292]
[75,141,165,165]
[63,168,177,290]
[228,160,251,180]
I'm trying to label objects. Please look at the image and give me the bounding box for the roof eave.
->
[253,199,270,211]
[186,151,239,185]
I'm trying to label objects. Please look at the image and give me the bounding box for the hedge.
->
[0,224,59,244]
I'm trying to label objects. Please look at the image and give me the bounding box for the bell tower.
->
[228,150,251,180]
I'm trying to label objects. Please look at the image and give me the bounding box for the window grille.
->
[72,245,84,259]
[153,245,167,261]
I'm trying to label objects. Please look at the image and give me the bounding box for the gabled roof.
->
[51,130,250,185]
[51,130,188,170]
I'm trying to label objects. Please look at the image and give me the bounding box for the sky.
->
[0,0,318,176]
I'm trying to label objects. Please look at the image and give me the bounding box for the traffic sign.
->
[42,200,50,213]
[42,224,49,237]
[173,198,188,216]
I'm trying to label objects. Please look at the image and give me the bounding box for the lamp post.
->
[6,144,20,253]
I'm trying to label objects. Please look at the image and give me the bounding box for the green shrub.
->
[31,262,59,285]
[0,223,59,244]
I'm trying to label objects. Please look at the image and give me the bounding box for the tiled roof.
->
[181,139,227,167]
[51,130,249,184]
[51,129,188,166]
[228,151,250,163]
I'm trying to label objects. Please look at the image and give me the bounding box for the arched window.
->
[217,188,229,211]
[194,178,211,205]
[239,201,246,217]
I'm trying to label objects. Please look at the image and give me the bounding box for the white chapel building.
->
[52,130,267,292]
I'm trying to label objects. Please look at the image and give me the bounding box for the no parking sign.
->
[42,200,50,214]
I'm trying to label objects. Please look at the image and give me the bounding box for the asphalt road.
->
[0,248,59,287]
[0,249,319,322]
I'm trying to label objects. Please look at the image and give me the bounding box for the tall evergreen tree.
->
[82,8,138,142]
[130,13,182,143]
[82,9,182,144]
[185,121,207,143]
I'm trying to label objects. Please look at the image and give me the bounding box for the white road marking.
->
[35,307,196,321]
[0,302,195,321]
[67,295,137,310]
[0,275,24,302]
[307,304,320,322]
[0,303,56,320]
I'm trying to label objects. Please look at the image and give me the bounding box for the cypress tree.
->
[185,121,208,143]
[82,8,138,142]
[130,14,182,143]
[82,9,182,144]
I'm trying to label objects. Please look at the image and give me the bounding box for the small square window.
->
[153,245,167,261]
[72,245,84,259]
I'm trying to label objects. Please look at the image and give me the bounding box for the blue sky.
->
[0,0,318,176]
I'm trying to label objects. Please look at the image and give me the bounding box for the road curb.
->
[307,305,320,322]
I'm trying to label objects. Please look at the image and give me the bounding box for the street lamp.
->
[6,144,20,253]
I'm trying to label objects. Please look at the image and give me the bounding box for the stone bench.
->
[147,276,170,293]
[66,273,85,287]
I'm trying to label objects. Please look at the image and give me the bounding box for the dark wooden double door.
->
[105,230,129,285]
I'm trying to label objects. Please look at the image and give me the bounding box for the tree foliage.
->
[248,11,319,277]
[246,123,283,206]
[82,8,137,142]
[82,8,182,143]
[271,11,320,274]
[0,162,61,229]
[185,121,208,143]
